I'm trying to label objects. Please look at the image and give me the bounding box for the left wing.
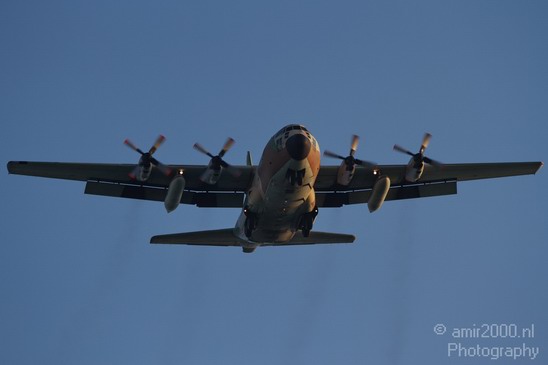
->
[315,162,542,207]
[7,161,253,207]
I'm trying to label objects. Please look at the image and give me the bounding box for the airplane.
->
[6,124,543,253]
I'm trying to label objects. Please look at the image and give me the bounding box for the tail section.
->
[150,229,355,253]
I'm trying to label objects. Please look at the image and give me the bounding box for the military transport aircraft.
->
[7,124,543,253]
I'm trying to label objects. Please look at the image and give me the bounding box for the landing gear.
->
[286,168,305,186]
[299,207,318,237]
[243,206,258,239]
[302,221,312,237]
[245,217,255,238]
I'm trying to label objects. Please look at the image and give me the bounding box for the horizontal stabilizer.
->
[150,229,244,246]
[150,229,355,247]
[264,231,355,246]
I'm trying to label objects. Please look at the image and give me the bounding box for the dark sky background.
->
[1,1,546,364]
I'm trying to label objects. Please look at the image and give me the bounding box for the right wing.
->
[7,161,253,207]
[315,162,543,190]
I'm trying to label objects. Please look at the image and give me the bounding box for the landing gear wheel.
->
[244,212,257,239]
[242,247,256,253]
[299,207,318,238]
[301,215,314,237]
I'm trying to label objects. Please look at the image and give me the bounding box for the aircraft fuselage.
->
[233,124,321,250]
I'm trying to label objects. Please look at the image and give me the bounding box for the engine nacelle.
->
[368,176,390,213]
[336,162,355,186]
[164,176,186,213]
[136,156,153,181]
[405,158,424,182]
[200,164,222,185]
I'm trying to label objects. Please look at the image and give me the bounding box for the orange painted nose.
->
[286,134,311,160]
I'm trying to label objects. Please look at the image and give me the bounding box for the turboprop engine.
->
[393,133,441,182]
[193,138,240,185]
[323,134,376,186]
[164,174,186,213]
[124,135,171,181]
[368,176,390,213]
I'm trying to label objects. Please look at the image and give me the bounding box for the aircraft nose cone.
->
[286,133,311,161]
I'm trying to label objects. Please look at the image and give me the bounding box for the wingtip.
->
[534,161,543,174]
[7,161,28,174]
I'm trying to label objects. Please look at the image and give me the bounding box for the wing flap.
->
[85,181,244,207]
[316,181,457,207]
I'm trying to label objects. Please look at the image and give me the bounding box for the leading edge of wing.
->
[420,161,543,182]
[315,161,543,191]
[7,161,254,191]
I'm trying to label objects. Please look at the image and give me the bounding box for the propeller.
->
[393,133,441,166]
[193,137,241,176]
[124,135,172,179]
[324,134,376,170]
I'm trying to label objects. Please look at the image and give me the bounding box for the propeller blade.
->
[393,144,415,157]
[219,138,235,157]
[421,133,432,151]
[350,135,359,156]
[193,143,214,158]
[323,150,345,160]
[226,164,242,177]
[128,165,140,180]
[149,135,166,155]
[124,139,144,155]
[150,157,172,176]
[354,158,377,169]
[195,138,238,179]
[199,169,210,183]
[423,156,442,167]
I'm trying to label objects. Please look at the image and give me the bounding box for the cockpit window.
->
[281,124,308,133]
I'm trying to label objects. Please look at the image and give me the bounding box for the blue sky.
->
[1,1,547,364]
